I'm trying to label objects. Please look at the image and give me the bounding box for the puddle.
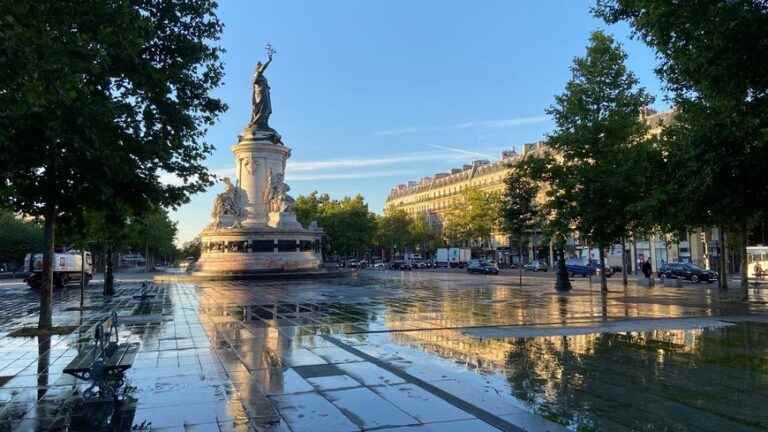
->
[3,272,767,431]
[393,321,768,431]
[201,302,374,327]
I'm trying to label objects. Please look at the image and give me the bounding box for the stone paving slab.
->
[372,383,475,423]
[270,392,358,432]
[323,386,417,429]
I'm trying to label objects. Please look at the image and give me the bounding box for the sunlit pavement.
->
[0,271,767,431]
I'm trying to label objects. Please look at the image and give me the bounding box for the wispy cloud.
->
[286,152,471,172]
[373,115,547,136]
[426,144,493,159]
[195,149,499,184]
[286,170,416,181]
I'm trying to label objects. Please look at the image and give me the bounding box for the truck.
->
[436,248,472,268]
[23,249,93,289]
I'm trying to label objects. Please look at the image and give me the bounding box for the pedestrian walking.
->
[641,259,653,285]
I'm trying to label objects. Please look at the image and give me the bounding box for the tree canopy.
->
[0,0,226,328]
[0,210,43,266]
[294,192,376,257]
[443,188,501,248]
[500,169,541,250]
[519,31,652,290]
[594,0,768,290]
[374,210,413,257]
[0,0,226,221]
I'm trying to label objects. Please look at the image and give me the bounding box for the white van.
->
[23,249,93,289]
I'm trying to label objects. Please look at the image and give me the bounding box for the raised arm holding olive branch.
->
[249,47,275,129]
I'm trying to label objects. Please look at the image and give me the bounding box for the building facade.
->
[384,110,735,273]
[384,142,547,264]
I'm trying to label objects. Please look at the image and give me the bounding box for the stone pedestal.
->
[231,129,291,228]
[194,125,324,276]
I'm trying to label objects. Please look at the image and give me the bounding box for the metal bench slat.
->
[114,343,140,369]
[64,343,139,375]
[103,343,139,368]
[63,347,99,373]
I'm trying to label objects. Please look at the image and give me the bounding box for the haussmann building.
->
[383,110,749,275]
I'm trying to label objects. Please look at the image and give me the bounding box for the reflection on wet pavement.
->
[0,271,766,430]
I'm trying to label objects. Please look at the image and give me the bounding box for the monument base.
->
[195,226,323,275]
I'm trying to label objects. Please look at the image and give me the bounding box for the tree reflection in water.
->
[503,322,768,431]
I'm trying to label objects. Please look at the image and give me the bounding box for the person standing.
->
[641,259,653,283]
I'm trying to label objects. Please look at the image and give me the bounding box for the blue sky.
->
[172,0,669,244]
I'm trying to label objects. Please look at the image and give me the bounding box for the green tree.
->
[444,188,501,249]
[517,156,575,291]
[0,1,226,329]
[294,193,376,258]
[127,206,178,270]
[180,236,202,261]
[0,210,43,267]
[540,31,653,292]
[443,204,472,246]
[409,213,443,257]
[595,0,768,294]
[375,210,413,260]
[322,195,376,258]
[500,169,541,286]
[294,192,332,228]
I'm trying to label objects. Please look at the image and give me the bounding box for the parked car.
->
[350,259,369,269]
[565,259,594,277]
[657,262,718,283]
[390,261,412,271]
[565,259,613,278]
[372,263,387,270]
[467,259,499,275]
[523,260,548,272]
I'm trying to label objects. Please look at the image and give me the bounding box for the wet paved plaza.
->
[1,271,768,431]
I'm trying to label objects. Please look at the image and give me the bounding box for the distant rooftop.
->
[388,142,546,199]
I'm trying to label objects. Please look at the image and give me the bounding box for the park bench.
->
[63,311,139,400]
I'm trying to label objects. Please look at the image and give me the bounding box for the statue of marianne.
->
[249,49,273,130]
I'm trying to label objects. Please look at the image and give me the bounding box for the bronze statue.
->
[249,44,275,129]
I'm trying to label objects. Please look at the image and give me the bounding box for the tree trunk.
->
[518,244,523,287]
[38,204,56,330]
[586,241,591,284]
[145,241,150,273]
[598,245,608,292]
[632,238,638,276]
[555,246,572,291]
[742,221,750,300]
[621,238,628,286]
[36,334,51,400]
[719,226,728,290]
[80,248,85,309]
[104,245,114,296]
